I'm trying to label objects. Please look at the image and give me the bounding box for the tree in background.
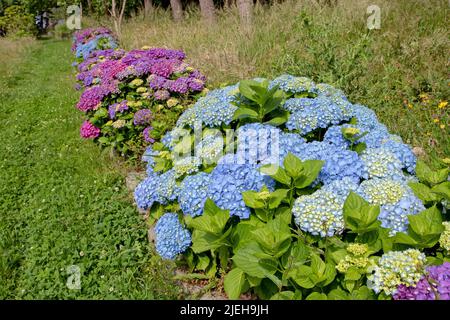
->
[237,0,252,26]
[110,0,126,38]
[199,0,215,24]
[169,0,182,21]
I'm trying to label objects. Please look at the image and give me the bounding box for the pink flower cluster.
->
[80,120,101,139]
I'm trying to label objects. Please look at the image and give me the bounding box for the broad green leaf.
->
[431,182,450,201]
[196,254,211,271]
[224,268,247,300]
[343,192,381,233]
[408,206,443,238]
[408,182,438,203]
[328,288,349,300]
[232,242,277,278]
[187,199,230,234]
[268,189,289,209]
[294,160,324,189]
[283,153,304,178]
[251,215,291,256]
[233,107,259,120]
[344,267,361,281]
[260,164,291,185]
[191,227,232,253]
[306,292,328,300]
[270,291,297,300]
[242,190,265,209]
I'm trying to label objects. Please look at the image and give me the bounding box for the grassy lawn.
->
[0,40,179,299]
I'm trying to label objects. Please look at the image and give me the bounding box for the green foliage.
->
[233,79,289,126]
[0,5,36,37]
[409,160,450,206]
[260,153,324,205]
[343,192,381,234]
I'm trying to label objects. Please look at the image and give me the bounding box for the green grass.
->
[0,40,180,299]
[102,0,449,161]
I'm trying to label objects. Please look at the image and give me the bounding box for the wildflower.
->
[438,101,448,109]
[440,124,446,129]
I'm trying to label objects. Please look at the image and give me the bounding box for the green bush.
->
[0,5,36,37]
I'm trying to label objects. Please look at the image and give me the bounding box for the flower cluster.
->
[439,221,450,251]
[367,249,426,295]
[72,28,206,156]
[72,27,118,60]
[336,243,371,273]
[154,213,191,260]
[357,178,425,235]
[393,262,450,300]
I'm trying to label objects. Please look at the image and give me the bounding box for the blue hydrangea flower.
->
[154,213,191,260]
[380,140,416,174]
[178,172,211,217]
[286,98,347,135]
[269,74,317,94]
[319,149,365,185]
[351,104,380,130]
[195,133,224,164]
[323,125,352,149]
[316,82,347,101]
[378,193,425,235]
[207,160,274,219]
[161,127,191,150]
[173,156,201,177]
[361,148,404,179]
[278,132,308,161]
[134,169,178,210]
[357,125,391,148]
[292,188,347,237]
[236,123,282,165]
[367,249,426,295]
[134,172,165,210]
[177,85,239,128]
[357,178,425,235]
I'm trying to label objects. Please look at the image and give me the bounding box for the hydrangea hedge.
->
[134,75,450,300]
[72,28,206,158]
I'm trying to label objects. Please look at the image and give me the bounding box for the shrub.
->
[0,5,36,37]
[72,28,207,159]
[134,75,450,300]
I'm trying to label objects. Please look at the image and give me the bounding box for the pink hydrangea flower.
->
[80,120,101,139]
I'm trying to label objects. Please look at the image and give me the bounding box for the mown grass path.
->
[0,40,178,299]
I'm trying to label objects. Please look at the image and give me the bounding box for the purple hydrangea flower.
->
[394,262,450,300]
[154,89,170,101]
[143,127,155,143]
[133,109,153,126]
[168,77,189,94]
[80,120,101,139]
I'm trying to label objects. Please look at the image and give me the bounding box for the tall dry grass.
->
[85,0,449,158]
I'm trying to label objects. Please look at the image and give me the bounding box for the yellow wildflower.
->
[440,124,446,129]
[438,101,448,109]
[433,118,440,123]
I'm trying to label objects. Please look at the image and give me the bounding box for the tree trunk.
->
[199,0,216,24]
[170,0,183,21]
[110,0,127,39]
[237,0,252,26]
[143,0,153,17]
[86,0,93,14]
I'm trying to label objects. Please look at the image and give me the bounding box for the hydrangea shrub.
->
[133,74,449,300]
[72,28,207,158]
